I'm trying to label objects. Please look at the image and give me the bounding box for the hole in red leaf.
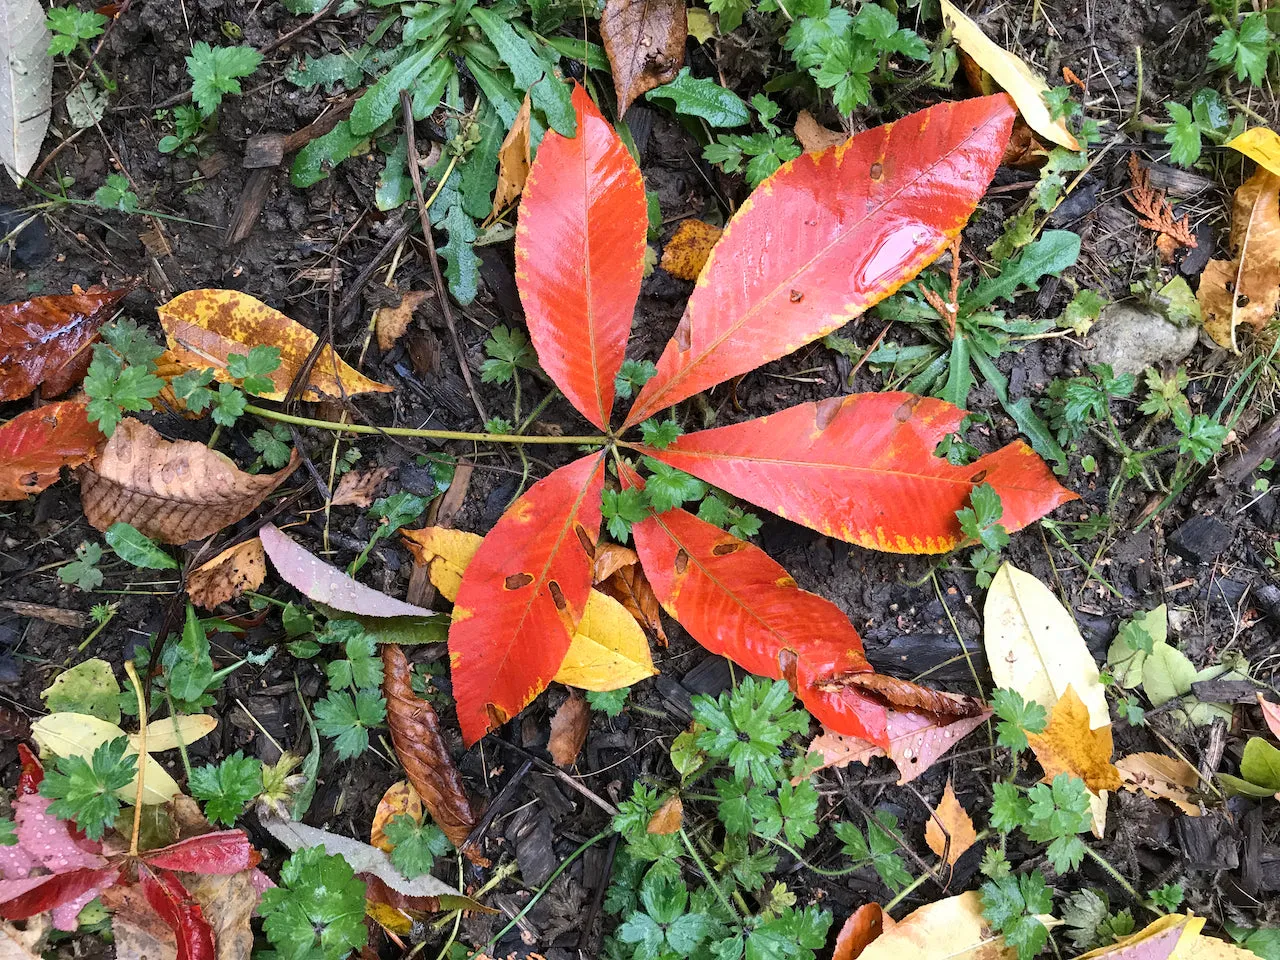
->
[870,161,883,180]
[503,573,534,590]
[893,397,920,422]
[968,469,988,484]
[674,549,689,574]
[815,396,843,431]
[673,316,692,353]
[547,580,567,610]
[574,523,595,558]
[712,541,744,556]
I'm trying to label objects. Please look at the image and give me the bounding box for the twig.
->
[494,737,618,816]
[259,0,344,56]
[399,90,490,428]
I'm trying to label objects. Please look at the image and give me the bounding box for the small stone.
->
[1085,304,1198,376]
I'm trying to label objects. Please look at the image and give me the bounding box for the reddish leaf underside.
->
[624,94,1017,426]
[0,401,103,501]
[0,286,132,402]
[645,392,1076,553]
[450,453,606,745]
[620,463,888,745]
[137,865,216,960]
[515,84,647,430]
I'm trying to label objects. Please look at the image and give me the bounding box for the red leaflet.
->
[0,866,122,923]
[0,286,132,402]
[17,744,43,794]
[141,831,260,874]
[137,865,216,960]
[450,453,606,745]
[620,463,888,745]
[833,903,884,960]
[0,401,104,501]
[624,95,1016,426]
[644,392,1076,553]
[515,83,646,430]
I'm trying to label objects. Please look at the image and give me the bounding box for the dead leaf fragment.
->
[187,538,266,610]
[1116,752,1202,816]
[547,692,590,767]
[807,707,991,785]
[858,891,1018,960]
[182,869,262,960]
[1260,694,1280,739]
[487,94,533,223]
[0,401,103,500]
[601,0,687,117]
[101,883,177,960]
[660,220,723,281]
[331,466,396,507]
[924,779,977,865]
[1198,168,1280,350]
[79,419,299,544]
[157,289,392,402]
[592,542,667,643]
[833,903,883,960]
[1124,154,1197,257]
[371,781,424,852]
[794,110,846,153]
[646,794,683,835]
[1027,685,1121,792]
[374,291,430,353]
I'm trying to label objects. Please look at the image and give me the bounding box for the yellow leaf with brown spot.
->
[1197,169,1280,350]
[187,537,266,610]
[157,289,392,402]
[487,94,533,224]
[374,290,431,353]
[924,779,977,865]
[1026,685,1121,792]
[370,780,423,852]
[660,219,723,281]
[1116,752,1202,816]
[401,526,657,691]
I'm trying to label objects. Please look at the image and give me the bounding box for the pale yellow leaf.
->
[686,7,715,43]
[940,0,1078,150]
[858,891,1018,960]
[1227,127,1280,178]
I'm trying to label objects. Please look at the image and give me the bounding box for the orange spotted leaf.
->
[619,461,887,745]
[449,453,606,745]
[157,289,391,402]
[624,95,1017,426]
[643,392,1075,553]
[0,401,103,500]
[515,84,647,430]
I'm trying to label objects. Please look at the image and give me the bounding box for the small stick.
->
[123,661,148,857]
[399,90,491,428]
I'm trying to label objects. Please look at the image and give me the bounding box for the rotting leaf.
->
[0,287,131,402]
[186,538,267,611]
[487,93,532,223]
[0,401,103,500]
[601,0,686,117]
[924,779,977,866]
[259,523,433,619]
[659,220,722,281]
[381,645,482,860]
[547,692,590,767]
[79,419,299,544]
[373,291,430,353]
[794,110,846,153]
[157,289,392,402]
[646,794,683,835]
[330,466,395,508]
[1116,752,1202,816]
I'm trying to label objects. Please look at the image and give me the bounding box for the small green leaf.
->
[105,522,178,570]
[645,68,752,127]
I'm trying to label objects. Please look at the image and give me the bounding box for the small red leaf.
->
[0,401,103,500]
[0,286,132,402]
[449,454,606,745]
[624,96,1016,426]
[259,523,434,618]
[141,830,259,874]
[644,392,1075,553]
[808,706,992,784]
[833,903,883,960]
[137,865,216,960]
[0,866,121,924]
[620,462,887,744]
[17,744,42,795]
[515,84,647,430]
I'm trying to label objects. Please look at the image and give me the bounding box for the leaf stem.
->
[679,826,742,922]
[123,660,148,857]
[1083,845,1151,912]
[882,869,930,913]
[243,403,609,446]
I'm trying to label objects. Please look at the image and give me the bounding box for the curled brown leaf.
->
[547,692,590,767]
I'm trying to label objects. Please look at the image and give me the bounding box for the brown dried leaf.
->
[646,794,683,835]
[601,0,686,117]
[370,780,424,852]
[839,673,986,720]
[1,915,50,960]
[157,289,391,402]
[593,542,639,583]
[832,903,883,960]
[374,291,431,353]
[547,692,590,767]
[1199,168,1280,350]
[600,564,667,644]
[660,219,722,281]
[1124,155,1198,251]
[182,870,261,960]
[1001,119,1048,168]
[794,110,846,153]
[187,538,267,610]
[924,779,977,865]
[381,645,484,861]
[79,419,300,544]
[101,883,177,960]
[487,94,533,224]
[331,466,396,508]
[1116,752,1202,816]
[0,285,132,401]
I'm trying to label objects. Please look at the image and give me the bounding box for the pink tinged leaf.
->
[259,523,435,618]
[17,745,42,795]
[0,866,121,927]
[137,866,216,960]
[1260,694,1280,740]
[515,83,647,430]
[624,95,1017,426]
[12,794,104,875]
[807,707,992,784]
[141,831,259,874]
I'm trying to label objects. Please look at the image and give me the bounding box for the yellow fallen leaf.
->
[1115,752,1202,816]
[1026,685,1121,792]
[647,794,683,834]
[370,780,423,852]
[32,712,217,804]
[158,289,392,402]
[660,219,723,281]
[858,891,1018,960]
[940,0,1078,151]
[1227,127,1280,178]
[686,7,715,43]
[1075,913,1202,959]
[401,526,657,691]
[487,94,533,224]
[924,779,977,866]
[187,537,267,610]
[1179,930,1269,959]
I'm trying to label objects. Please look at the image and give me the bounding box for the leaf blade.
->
[0,401,102,500]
